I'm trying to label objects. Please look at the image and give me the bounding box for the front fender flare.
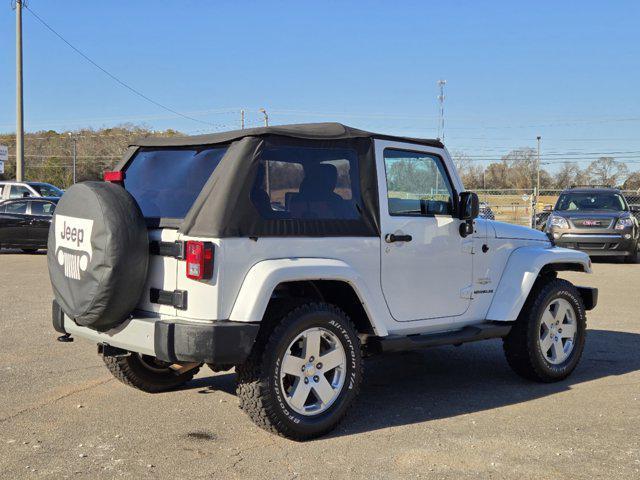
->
[486,246,591,322]
[228,258,389,336]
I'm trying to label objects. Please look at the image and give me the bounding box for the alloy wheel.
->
[539,298,577,365]
[279,327,347,416]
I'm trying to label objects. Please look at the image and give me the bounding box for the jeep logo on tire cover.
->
[54,215,94,280]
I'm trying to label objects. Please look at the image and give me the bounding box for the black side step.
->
[374,322,513,354]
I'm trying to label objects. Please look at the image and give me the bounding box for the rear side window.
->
[30,201,56,215]
[124,146,227,219]
[251,146,361,220]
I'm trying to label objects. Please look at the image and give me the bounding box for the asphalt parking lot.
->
[0,252,638,479]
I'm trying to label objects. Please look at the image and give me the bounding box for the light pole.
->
[437,79,446,141]
[15,0,25,181]
[259,108,269,127]
[240,109,245,129]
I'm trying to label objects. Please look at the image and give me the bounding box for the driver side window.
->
[383,149,454,216]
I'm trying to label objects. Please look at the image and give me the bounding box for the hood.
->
[491,221,549,241]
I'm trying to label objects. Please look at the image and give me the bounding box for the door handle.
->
[385,233,412,243]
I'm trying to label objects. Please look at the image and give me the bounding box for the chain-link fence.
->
[478,188,640,229]
[476,189,536,227]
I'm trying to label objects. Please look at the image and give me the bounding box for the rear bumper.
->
[52,302,259,365]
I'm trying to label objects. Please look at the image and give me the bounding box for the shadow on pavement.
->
[336,329,640,437]
[182,329,640,437]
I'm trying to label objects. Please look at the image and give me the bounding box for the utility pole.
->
[259,108,269,127]
[15,0,25,181]
[437,79,446,142]
[68,133,77,184]
[240,109,245,129]
[536,135,541,200]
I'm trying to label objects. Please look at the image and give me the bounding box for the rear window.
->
[124,146,227,219]
[30,183,63,197]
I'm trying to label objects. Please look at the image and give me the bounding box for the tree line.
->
[0,124,181,188]
[453,148,640,191]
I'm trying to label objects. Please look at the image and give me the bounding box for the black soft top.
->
[120,123,445,238]
[129,122,443,149]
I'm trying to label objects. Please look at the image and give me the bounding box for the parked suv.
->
[48,123,597,440]
[0,181,64,201]
[546,186,639,262]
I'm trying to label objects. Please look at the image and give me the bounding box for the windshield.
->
[30,183,63,197]
[555,192,627,212]
[124,146,228,219]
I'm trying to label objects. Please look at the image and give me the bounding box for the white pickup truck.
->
[48,123,597,440]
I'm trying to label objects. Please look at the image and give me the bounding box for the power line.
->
[23,4,217,128]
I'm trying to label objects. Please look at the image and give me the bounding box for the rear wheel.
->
[503,278,586,382]
[103,353,201,393]
[236,302,363,440]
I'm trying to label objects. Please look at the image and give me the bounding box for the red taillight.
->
[185,241,214,280]
[104,170,125,183]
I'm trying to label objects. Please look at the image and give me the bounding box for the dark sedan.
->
[545,187,639,262]
[0,197,59,253]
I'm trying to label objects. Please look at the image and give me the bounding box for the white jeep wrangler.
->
[48,123,597,440]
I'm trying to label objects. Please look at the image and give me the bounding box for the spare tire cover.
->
[47,182,148,331]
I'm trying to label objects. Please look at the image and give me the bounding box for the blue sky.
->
[1,1,639,171]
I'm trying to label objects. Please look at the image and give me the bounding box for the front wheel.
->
[236,302,363,440]
[624,242,639,263]
[503,278,586,382]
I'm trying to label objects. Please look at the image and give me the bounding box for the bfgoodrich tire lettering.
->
[503,278,587,382]
[236,302,363,440]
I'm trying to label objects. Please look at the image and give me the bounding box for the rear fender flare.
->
[228,258,388,336]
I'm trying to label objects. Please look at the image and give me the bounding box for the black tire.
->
[236,302,363,441]
[503,278,586,383]
[21,248,38,254]
[624,243,639,263]
[103,353,200,393]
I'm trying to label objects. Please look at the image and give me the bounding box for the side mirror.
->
[458,192,479,221]
[22,192,31,198]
